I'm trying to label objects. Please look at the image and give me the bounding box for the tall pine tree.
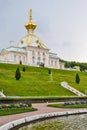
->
[75,73,80,84]
[15,68,21,80]
[23,66,26,72]
[48,69,52,74]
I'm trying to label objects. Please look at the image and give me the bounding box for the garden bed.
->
[0,102,37,116]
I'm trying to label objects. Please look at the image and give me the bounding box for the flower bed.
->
[0,102,32,109]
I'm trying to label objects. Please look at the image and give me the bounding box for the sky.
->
[0,0,87,62]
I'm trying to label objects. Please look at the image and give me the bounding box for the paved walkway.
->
[0,102,75,127]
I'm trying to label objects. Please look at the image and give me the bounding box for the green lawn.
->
[48,103,87,108]
[0,63,87,97]
[0,108,37,116]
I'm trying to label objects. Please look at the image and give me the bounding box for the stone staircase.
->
[60,82,86,96]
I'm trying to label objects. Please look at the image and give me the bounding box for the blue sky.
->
[0,0,87,62]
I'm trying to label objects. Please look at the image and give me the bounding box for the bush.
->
[15,67,21,80]
[27,102,32,107]
[23,66,26,72]
[48,69,52,74]
[75,73,80,84]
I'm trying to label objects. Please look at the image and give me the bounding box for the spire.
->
[25,9,37,34]
[29,9,32,22]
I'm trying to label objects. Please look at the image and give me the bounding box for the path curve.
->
[0,102,85,127]
[0,103,71,126]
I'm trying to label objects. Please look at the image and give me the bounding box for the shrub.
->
[23,66,26,72]
[27,102,32,107]
[75,73,80,84]
[48,69,52,74]
[15,67,21,80]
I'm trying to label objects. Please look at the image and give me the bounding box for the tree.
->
[15,68,21,80]
[75,73,80,84]
[23,66,26,72]
[48,69,52,75]
[48,69,53,81]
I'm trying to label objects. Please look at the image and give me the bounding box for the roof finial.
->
[25,9,37,33]
[29,9,32,22]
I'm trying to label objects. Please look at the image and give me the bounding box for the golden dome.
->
[18,34,49,49]
[17,9,49,50]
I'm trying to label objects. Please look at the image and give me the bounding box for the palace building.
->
[0,10,64,69]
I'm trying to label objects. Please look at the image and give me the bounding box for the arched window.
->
[38,51,40,55]
[55,61,57,66]
[43,58,45,63]
[37,57,40,62]
[43,52,45,56]
[51,60,53,66]
[23,56,25,63]
[19,56,21,61]
[32,50,35,55]
[32,56,35,63]
[14,55,16,62]
[10,53,12,60]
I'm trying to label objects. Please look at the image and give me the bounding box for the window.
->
[10,53,12,60]
[14,55,16,62]
[19,56,21,61]
[55,61,57,66]
[43,58,45,63]
[38,51,40,55]
[51,60,53,66]
[43,52,45,55]
[23,56,25,63]
[37,57,41,65]
[37,57,40,62]
[32,56,35,63]
[32,50,35,55]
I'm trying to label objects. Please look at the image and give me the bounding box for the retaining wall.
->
[0,97,87,104]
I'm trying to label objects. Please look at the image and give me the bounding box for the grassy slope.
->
[0,63,87,97]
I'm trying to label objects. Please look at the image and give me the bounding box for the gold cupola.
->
[25,9,37,34]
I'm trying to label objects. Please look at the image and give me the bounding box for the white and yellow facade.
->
[0,10,64,69]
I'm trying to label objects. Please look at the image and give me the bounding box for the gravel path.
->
[0,102,75,126]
